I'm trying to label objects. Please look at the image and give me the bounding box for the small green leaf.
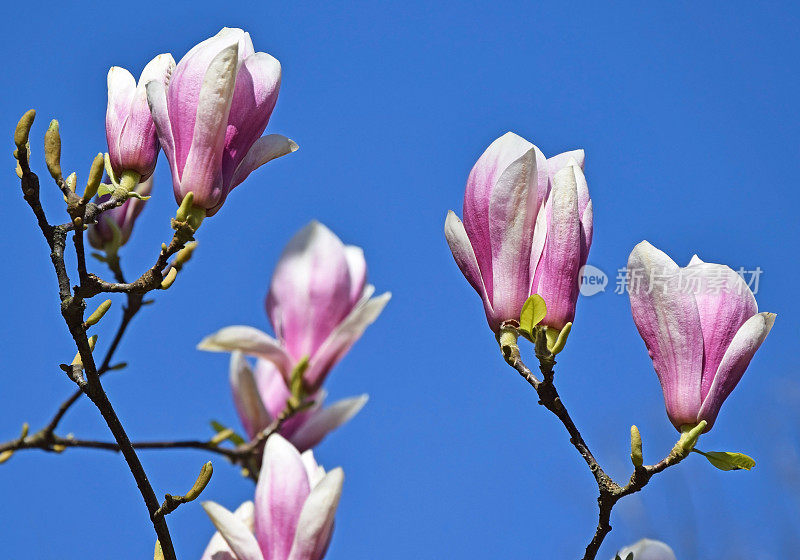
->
[692,449,756,471]
[210,420,246,446]
[519,294,547,337]
[96,183,115,197]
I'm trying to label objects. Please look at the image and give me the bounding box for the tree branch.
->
[16,140,180,560]
[0,401,312,471]
[497,324,690,560]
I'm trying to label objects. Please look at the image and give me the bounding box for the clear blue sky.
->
[1,2,798,559]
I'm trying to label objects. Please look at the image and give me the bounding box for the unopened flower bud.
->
[628,242,775,432]
[630,425,643,467]
[44,119,62,180]
[83,153,105,201]
[160,267,178,289]
[85,299,112,328]
[14,109,36,148]
[106,55,174,180]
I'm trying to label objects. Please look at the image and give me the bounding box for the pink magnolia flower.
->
[106,54,175,179]
[87,176,153,250]
[614,539,676,560]
[198,221,391,392]
[202,434,342,560]
[146,27,297,216]
[445,132,592,332]
[229,352,367,451]
[628,241,775,431]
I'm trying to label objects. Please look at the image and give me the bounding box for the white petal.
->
[198,326,293,377]
[287,468,344,560]
[230,134,298,188]
[202,501,264,560]
[230,352,272,439]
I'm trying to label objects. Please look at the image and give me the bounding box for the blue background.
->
[0,2,798,559]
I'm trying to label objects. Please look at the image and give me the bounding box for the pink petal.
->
[287,468,344,560]
[303,290,391,392]
[115,54,174,178]
[216,134,298,213]
[698,312,775,429]
[221,52,282,187]
[444,210,494,325]
[252,358,292,420]
[255,434,312,560]
[580,199,593,269]
[266,222,356,362]
[168,28,248,175]
[106,66,136,142]
[290,394,368,451]
[627,241,704,430]
[462,132,544,323]
[197,326,294,378]
[179,42,240,209]
[202,501,264,560]
[230,352,271,440]
[530,164,582,329]
[684,258,757,401]
[145,80,180,189]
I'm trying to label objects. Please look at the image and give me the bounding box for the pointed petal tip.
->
[688,254,704,266]
[197,335,217,351]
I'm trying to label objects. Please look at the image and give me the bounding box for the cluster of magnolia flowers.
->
[92,27,391,560]
[32,20,775,558]
[445,131,775,556]
[90,27,297,252]
[196,221,390,559]
[445,131,775,437]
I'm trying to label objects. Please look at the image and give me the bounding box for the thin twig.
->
[0,401,312,468]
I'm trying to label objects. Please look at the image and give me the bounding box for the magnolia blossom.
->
[445,132,592,332]
[230,352,367,451]
[202,434,342,560]
[198,221,391,392]
[106,54,174,179]
[614,539,676,560]
[87,176,153,250]
[146,27,297,216]
[628,241,775,431]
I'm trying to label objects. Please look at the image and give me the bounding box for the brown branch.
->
[16,136,181,560]
[0,400,312,470]
[497,324,690,560]
[78,221,194,298]
[43,289,143,435]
